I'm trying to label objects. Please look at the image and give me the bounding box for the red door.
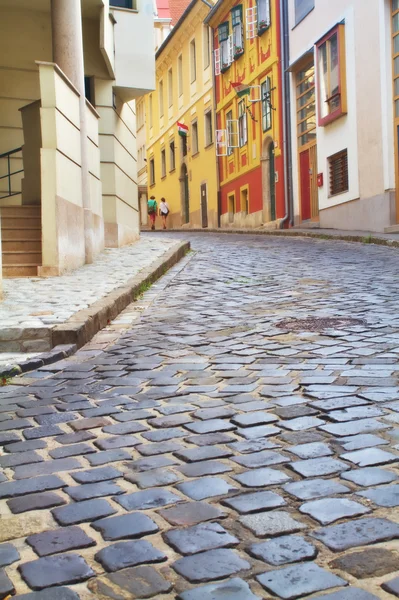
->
[300,149,311,221]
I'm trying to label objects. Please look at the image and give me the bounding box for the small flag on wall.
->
[231,82,251,97]
[177,122,189,137]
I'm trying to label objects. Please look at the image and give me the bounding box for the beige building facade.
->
[0,0,155,279]
[288,0,396,232]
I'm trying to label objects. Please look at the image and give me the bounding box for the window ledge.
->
[319,108,346,127]
[169,168,176,174]
[204,142,214,149]
[192,151,200,158]
[258,24,270,36]
[161,175,166,180]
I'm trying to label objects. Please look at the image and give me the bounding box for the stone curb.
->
[0,240,190,379]
[150,228,399,248]
[51,240,190,349]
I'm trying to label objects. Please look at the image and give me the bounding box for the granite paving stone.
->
[184,419,237,434]
[159,501,226,526]
[382,576,399,597]
[289,457,350,477]
[8,491,66,514]
[233,467,291,488]
[299,498,370,524]
[13,588,81,599]
[27,526,95,556]
[341,466,398,486]
[175,446,232,462]
[283,479,351,500]
[336,434,389,451]
[0,543,19,567]
[177,476,237,500]
[223,490,286,513]
[240,511,307,537]
[173,548,250,582]
[94,540,167,572]
[19,553,94,590]
[176,578,261,600]
[257,562,347,599]
[0,475,65,499]
[71,466,122,484]
[0,569,15,598]
[179,460,232,477]
[231,412,279,427]
[341,447,399,466]
[289,442,333,459]
[92,512,159,540]
[185,432,234,446]
[329,548,399,578]
[49,443,96,459]
[126,467,182,487]
[232,450,289,468]
[87,565,172,598]
[236,425,281,439]
[228,439,280,453]
[65,480,124,501]
[52,498,117,525]
[249,535,317,565]
[136,440,183,456]
[24,425,64,439]
[87,448,131,465]
[312,517,399,550]
[13,458,82,480]
[164,522,239,555]
[115,488,183,510]
[357,484,399,507]
[127,455,179,471]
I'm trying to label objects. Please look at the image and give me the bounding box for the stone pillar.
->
[50,0,94,263]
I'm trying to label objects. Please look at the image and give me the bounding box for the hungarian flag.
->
[231,82,251,97]
[177,122,189,137]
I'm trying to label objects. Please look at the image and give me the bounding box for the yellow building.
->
[146,0,219,229]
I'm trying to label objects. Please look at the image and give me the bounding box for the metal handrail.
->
[0,146,23,199]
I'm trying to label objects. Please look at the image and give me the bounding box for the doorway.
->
[299,145,318,221]
[180,164,189,224]
[261,138,276,223]
[200,183,208,228]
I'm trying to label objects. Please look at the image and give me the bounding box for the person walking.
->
[147,196,157,230]
[159,197,170,230]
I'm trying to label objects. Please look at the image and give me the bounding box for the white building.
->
[288,0,397,232]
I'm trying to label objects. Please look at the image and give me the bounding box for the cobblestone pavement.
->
[2,232,399,599]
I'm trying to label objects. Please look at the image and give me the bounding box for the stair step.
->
[2,229,41,240]
[3,265,39,277]
[2,240,42,252]
[2,251,42,265]
[1,206,41,217]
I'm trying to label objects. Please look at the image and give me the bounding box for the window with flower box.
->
[216,22,233,73]
[257,0,270,35]
[231,6,244,59]
[316,24,347,126]
[238,100,247,146]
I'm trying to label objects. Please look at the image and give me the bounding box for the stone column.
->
[50,0,94,263]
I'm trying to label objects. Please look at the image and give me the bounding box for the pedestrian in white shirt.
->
[159,198,170,230]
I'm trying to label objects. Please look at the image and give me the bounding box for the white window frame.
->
[227,118,239,151]
[216,129,228,156]
[214,48,221,76]
[238,100,247,147]
[246,6,257,39]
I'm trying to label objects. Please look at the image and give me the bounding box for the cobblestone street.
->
[2,232,399,599]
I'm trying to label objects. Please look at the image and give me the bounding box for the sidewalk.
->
[0,234,189,372]
[149,226,399,247]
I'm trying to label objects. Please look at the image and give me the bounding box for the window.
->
[228,193,235,222]
[238,100,247,146]
[161,149,166,178]
[329,150,348,196]
[205,111,213,146]
[169,139,176,171]
[257,0,271,34]
[218,22,232,72]
[159,80,164,117]
[110,0,134,8]
[182,135,188,157]
[241,188,249,214]
[204,25,211,69]
[226,109,239,155]
[168,69,173,108]
[84,76,95,105]
[149,94,153,128]
[295,0,314,24]
[137,100,145,129]
[296,63,316,147]
[316,24,347,126]
[231,6,244,59]
[149,158,155,185]
[178,55,183,96]
[190,39,197,83]
[191,121,199,155]
[261,77,272,132]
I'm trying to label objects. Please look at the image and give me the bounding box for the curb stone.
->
[146,228,399,249]
[0,240,190,378]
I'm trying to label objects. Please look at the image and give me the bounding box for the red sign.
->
[317,173,324,187]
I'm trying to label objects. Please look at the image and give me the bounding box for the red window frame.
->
[316,24,347,126]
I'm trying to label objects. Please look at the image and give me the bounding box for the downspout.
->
[279,0,293,227]
[210,23,222,227]
[200,0,212,8]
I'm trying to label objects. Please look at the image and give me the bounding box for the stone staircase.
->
[1,206,42,277]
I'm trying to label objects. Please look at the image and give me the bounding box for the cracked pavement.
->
[1,233,399,599]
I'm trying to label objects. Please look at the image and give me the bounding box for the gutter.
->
[279,0,294,227]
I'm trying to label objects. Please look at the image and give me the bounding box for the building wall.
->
[288,0,395,231]
[211,0,285,228]
[146,1,219,229]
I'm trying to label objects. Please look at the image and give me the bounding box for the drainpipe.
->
[279,0,293,227]
[209,23,222,228]
[200,0,213,8]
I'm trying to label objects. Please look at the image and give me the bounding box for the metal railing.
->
[0,147,23,200]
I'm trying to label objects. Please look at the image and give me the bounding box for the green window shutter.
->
[218,22,229,42]
[231,5,243,27]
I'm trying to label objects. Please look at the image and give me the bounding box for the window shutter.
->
[246,6,257,39]
[227,34,234,65]
[216,129,228,156]
[214,48,221,76]
[227,119,239,148]
[329,150,348,196]
[265,0,271,25]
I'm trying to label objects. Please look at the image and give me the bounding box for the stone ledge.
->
[0,344,76,379]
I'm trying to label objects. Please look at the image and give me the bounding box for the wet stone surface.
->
[3,232,399,597]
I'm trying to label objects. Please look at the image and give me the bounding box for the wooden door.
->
[200,183,208,228]
[269,143,276,221]
[299,149,311,221]
[309,144,319,219]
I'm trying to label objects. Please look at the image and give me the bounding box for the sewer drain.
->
[277,317,366,332]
